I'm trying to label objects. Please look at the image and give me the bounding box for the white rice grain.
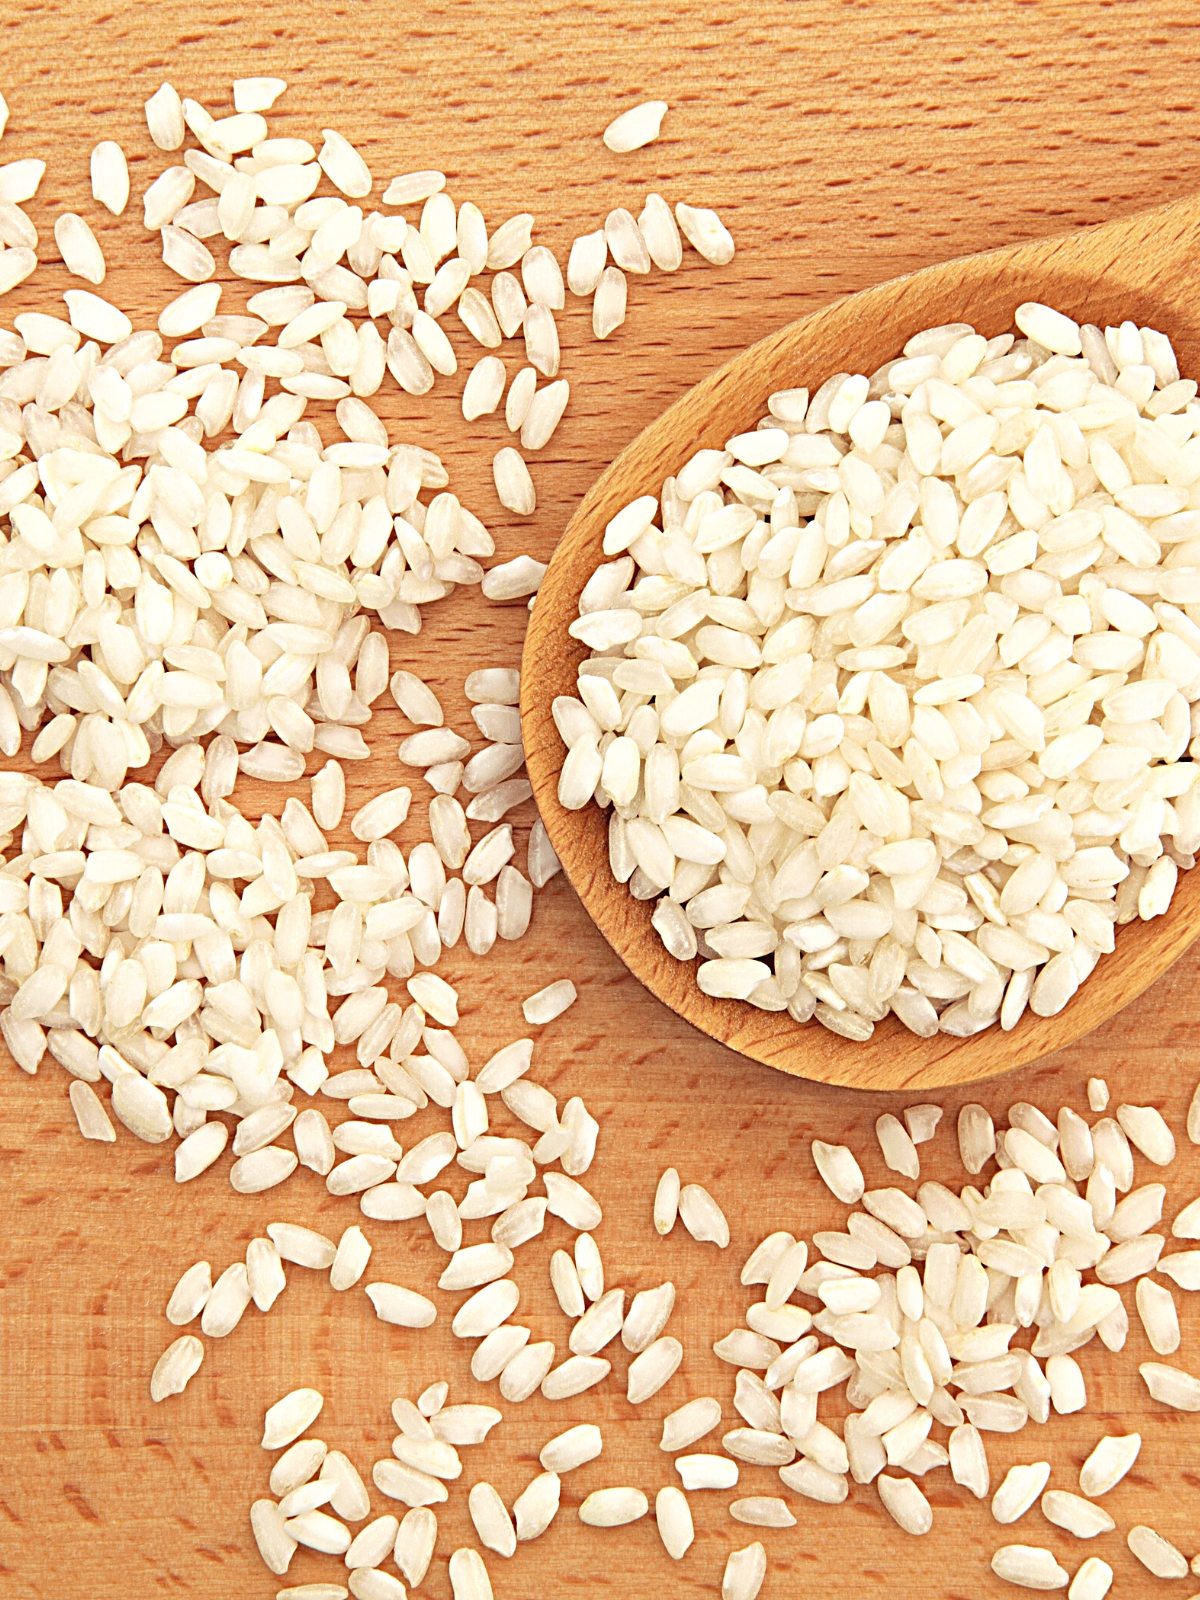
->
[578,1487,648,1527]
[150,1334,203,1401]
[602,101,668,152]
[990,1545,1070,1590]
[722,1542,767,1600]
[679,1182,730,1246]
[1126,1524,1189,1579]
[655,1486,693,1559]
[262,1388,325,1450]
[493,448,536,515]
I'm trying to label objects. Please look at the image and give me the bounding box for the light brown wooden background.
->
[0,3,1197,1597]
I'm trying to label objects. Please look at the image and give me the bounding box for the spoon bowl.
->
[522,194,1200,1091]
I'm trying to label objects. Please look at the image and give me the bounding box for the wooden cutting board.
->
[1,3,1197,1597]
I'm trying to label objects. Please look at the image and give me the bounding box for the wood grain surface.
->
[0,3,1198,1598]
[522,190,1200,1092]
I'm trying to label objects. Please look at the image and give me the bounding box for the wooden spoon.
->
[521,194,1200,1092]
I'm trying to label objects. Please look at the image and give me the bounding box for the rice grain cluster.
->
[556,305,1200,1043]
